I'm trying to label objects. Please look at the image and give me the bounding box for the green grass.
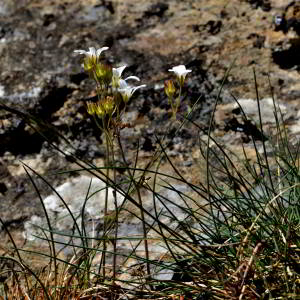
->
[0,66,299,299]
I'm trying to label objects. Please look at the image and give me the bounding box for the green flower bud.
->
[164,80,176,98]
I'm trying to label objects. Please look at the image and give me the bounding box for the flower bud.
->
[94,102,106,117]
[102,96,115,114]
[83,56,96,72]
[95,64,112,85]
[164,80,176,98]
[86,101,96,115]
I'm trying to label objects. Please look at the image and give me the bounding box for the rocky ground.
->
[1,0,300,270]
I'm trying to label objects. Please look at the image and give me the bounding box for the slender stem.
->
[171,84,182,120]
[104,131,111,276]
[177,84,182,110]
[111,129,118,283]
[137,181,151,278]
[116,135,152,280]
[99,129,110,280]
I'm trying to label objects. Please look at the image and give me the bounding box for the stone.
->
[215,97,287,126]
[23,175,124,241]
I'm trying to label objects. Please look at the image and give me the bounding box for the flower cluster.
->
[74,46,146,129]
[74,46,192,124]
[86,96,115,118]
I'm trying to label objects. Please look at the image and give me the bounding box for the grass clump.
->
[0,48,299,300]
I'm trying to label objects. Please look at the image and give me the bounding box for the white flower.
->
[118,76,140,89]
[119,84,146,103]
[168,65,192,86]
[112,65,127,79]
[112,66,141,88]
[112,65,127,88]
[74,46,109,60]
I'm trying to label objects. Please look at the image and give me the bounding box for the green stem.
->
[116,135,152,281]
[98,129,110,280]
[111,129,118,283]
[172,84,182,120]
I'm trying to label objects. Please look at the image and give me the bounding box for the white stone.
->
[24,175,124,240]
[0,85,5,97]
[234,98,286,124]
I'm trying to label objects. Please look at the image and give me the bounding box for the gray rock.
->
[23,175,124,242]
[0,0,16,16]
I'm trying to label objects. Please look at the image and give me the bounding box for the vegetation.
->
[0,48,299,299]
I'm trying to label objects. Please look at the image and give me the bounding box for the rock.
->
[213,97,300,144]
[289,110,300,134]
[23,175,124,242]
[0,0,17,16]
[215,97,287,126]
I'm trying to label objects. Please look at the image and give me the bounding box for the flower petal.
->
[96,47,109,57]
[124,76,140,81]
[168,65,192,77]
[119,79,129,89]
[113,65,127,78]
[74,47,109,58]
[74,49,87,55]
[88,47,96,57]
[132,84,146,93]
[119,84,146,100]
